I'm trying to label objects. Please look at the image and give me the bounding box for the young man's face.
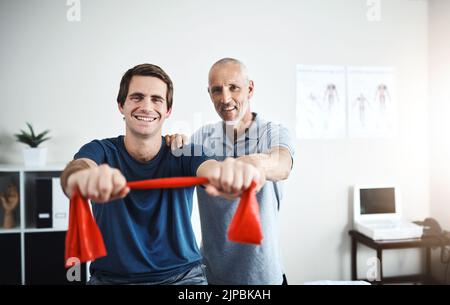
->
[119,75,171,139]
[208,63,254,123]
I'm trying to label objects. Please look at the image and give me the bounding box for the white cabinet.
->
[0,164,87,284]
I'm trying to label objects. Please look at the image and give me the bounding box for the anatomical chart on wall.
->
[296,65,397,139]
[347,67,397,138]
[296,65,346,139]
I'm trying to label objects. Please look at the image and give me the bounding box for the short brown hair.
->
[117,63,173,109]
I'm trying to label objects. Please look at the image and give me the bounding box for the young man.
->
[167,58,295,284]
[60,63,263,285]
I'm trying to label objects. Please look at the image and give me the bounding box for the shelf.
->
[0,228,22,234]
[0,163,67,172]
[0,228,67,234]
[24,228,67,233]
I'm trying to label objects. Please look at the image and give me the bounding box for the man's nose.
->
[220,87,231,103]
[142,97,155,108]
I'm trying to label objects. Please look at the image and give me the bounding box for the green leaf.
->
[26,122,36,138]
[35,130,50,141]
[15,123,51,148]
[35,137,51,147]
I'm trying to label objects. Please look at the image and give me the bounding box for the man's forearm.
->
[238,147,293,181]
[196,159,220,178]
[60,159,93,197]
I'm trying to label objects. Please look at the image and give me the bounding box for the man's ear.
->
[248,80,255,99]
[165,107,172,118]
[118,103,124,115]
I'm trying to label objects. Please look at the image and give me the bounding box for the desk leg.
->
[351,238,357,280]
[377,249,383,283]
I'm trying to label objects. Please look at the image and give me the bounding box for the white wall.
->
[0,0,433,283]
[429,0,450,282]
[429,0,450,231]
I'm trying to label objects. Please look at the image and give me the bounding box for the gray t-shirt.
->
[191,113,295,284]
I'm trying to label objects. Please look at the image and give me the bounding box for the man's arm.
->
[196,158,265,199]
[60,158,129,202]
[165,134,293,182]
[60,158,96,197]
[236,146,293,182]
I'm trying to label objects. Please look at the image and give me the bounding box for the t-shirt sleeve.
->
[260,123,295,157]
[179,143,213,177]
[73,140,106,165]
[190,127,204,146]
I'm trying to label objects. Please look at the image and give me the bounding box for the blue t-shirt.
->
[73,136,209,283]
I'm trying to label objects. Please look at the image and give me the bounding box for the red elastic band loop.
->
[65,177,262,267]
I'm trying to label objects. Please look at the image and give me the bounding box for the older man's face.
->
[208,63,254,122]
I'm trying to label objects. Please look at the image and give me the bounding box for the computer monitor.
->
[353,185,402,223]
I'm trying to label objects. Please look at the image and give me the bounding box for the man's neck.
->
[224,111,255,142]
[124,132,162,162]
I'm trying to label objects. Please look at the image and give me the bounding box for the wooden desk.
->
[349,230,447,284]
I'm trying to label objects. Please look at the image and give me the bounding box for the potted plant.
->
[15,123,51,167]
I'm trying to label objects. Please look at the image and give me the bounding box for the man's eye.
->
[211,88,221,94]
[229,85,239,91]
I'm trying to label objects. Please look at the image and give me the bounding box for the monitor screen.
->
[360,187,396,214]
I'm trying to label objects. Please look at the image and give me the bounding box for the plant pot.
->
[22,147,47,167]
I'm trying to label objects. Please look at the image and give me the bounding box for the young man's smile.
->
[132,112,160,123]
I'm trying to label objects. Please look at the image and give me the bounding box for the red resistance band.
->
[65,177,263,267]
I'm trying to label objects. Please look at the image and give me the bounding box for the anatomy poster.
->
[296,65,397,139]
[347,67,397,138]
[296,65,346,139]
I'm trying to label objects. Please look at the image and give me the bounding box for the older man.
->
[168,58,295,284]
